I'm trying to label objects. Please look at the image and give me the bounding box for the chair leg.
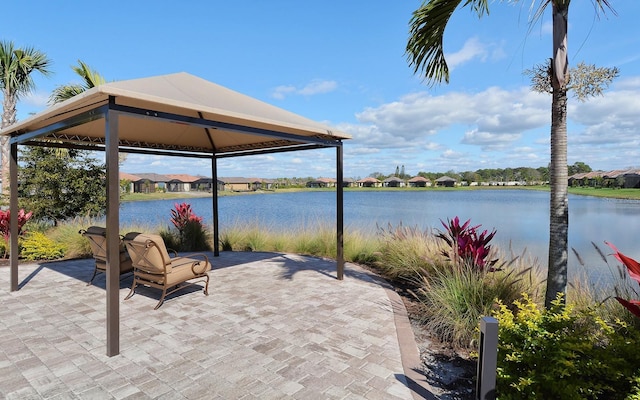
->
[203,275,210,296]
[87,267,99,286]
[124,278,138,301]
[154,287,169,310]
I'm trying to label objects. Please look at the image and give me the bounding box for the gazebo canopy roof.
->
[0,72,350,156]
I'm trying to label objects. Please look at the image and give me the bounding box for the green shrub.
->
[494,293,640,399]
[20,231,66,261]
[159,227,181,252]
[48,222,93,259]
[373,223,441,284]
[412,259,534,348]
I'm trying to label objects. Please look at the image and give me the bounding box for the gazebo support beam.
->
[105,102,121,357]
[336,142,344,280]
[9,142,19,291]
[212,155,220,257]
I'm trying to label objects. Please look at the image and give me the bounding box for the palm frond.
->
[406,0,489,86]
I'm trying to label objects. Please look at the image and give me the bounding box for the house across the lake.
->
[383,176,406,188]
[435,176,457,187]
[120,173,277,193]
[306,177,337,188]
[356,177,383,188]
[408,176,431,187]
[569,169,640,188]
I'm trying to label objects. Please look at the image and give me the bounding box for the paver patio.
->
[0,251,436,399]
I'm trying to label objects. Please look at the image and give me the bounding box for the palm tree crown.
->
[0,40,52,128]
[49,60,106,104]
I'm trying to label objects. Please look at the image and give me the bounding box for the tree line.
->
[367,161,593,184]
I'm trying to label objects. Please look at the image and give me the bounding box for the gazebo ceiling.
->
[1,72,350,155]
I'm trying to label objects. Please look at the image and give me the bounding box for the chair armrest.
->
[173,253,210,274]
[191,260,209,275]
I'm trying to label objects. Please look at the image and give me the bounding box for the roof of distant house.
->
[164,174,202,183]
[408,176,430,182]
[357,177,381,183]
[311,177,336,183]
[219,177,263,184]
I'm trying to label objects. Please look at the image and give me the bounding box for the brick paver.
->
[0,252,435,399]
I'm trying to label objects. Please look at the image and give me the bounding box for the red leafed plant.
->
[0,208,33,242]
[606,241,640,319]
[170,202,203,233]
[437,216,498,271]
[0,208,33,258]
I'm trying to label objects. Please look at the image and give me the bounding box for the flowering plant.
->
[606,241,640,318]
[436,216,497,271]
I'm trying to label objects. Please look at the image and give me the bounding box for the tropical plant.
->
[0,208,33,257]
[436,216,497,271]
[0,40,52,194]
[405,0,617,308]
[605,241,640,318]
[170,202,203,234]
[168,202,209,252]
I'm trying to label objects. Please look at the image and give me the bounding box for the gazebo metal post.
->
[105,101,121,356]
[336,142,344,280]
[212,154,219,256]
[9,142,19,291]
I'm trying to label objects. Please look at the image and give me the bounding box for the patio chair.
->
[79,226,134,285]
[122,232,211,309]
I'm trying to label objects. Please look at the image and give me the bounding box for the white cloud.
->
[271,79,338,99]
[441,149,466,160]
[461,129,521,150]
[23,91,50,108]
[298,80,338,95]
[354,86,547,144]
[446,37,488,69]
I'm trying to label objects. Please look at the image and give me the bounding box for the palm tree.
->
[49,61,127,164]
[49,60,106,104]
[0,41,52,194]
[406,0,615,308]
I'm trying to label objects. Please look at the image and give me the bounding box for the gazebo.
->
[0,72,350,356]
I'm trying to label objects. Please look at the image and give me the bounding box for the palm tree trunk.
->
[1,90,17,199]
[545,2,570,308]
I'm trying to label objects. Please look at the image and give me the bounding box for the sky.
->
[3,1,640,180]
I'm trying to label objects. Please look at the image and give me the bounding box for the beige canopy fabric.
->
[2,72,348,357]
[2,72,350,155]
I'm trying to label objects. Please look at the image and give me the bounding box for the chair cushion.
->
[134,256,211,286]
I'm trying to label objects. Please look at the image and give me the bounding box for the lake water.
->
[119,190,640,283]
